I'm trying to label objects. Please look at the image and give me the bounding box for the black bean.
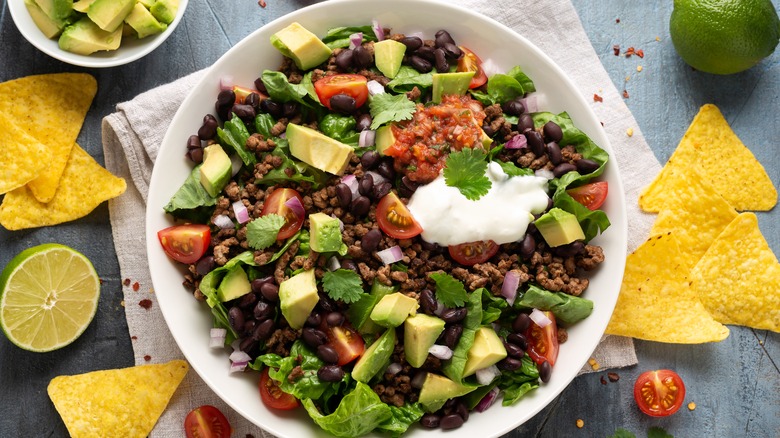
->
[282,102,299,118]
[435,30,456,48]
[546,142,562,165]
[302,327,328,348]
[420,413,441,428]
[481,123,496,137]
[195,256,215,276]
[317,344,339,364]
[538,360,552,383]
[253,300,273,321]
[305,312,322,327]
[350,195,371,217]
[527,222,537,234]
[419,289,437,315]
[497,357,523,371]
[513,313,532,333]
[441,324,463,349]
[187,135,201,150]
[377,159,396,179]
[198,114,218,140]
[252,319,275,341]
[244,92,261,111]
[553,162,577,178]
[520,234,535,260]
[243,320,256,336]
[254,77,268,94]
[340,259,358,273]
[335,49,354,71]
[504,341,524,359]
[440,413,464,430]
[238,292,258,309]
[231,104,256,122]
[352,45,373,69]
[433,48,449,73]
[400,36,423,51]
[317,365,345,382]
[358,173,374,196]
[518,113,535,132]
[543,121,563,142]
[525,130,545,156]
[440,308,468,323]
[334,183,353,208]
[260,99,282,118]
[421,240,440,252]
[239,337,257,353]
[442,42,463,59]
[360,150,380,169]
[553,241,585,258]
[545,197,554,212]
[576,158,600,174]
[455,401,469,421]
[408,55,433,73]
[188,148,203,163]
[260,282,279,302]
[251,276,272,294]
[507,333,528,351]
[318,295,338,313]
[216,89,235,110]
[326,312,345,327]
[361,229,382,253]
[414,45,436,61]
[372,181,392,200]
[330,94,357,114]
[355,113,373,132]
[228,306,245,332]
[502,98,525,116]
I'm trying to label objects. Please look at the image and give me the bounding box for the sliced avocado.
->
[375,125,396,156]
[535,207,585,247]
[462,326,507,377]
[418,373,476,413]
[149,0,178,25]
[124,2,167,38]
[404,314,446,368]
[370,292,418,328]
[374,39,406,79]
[352,327,396,383]
[138,0,156,8]
[309,212,343,253]
[58,17,122,55]
[25,0,68,38]
[270,22,332,71]
[88,0,135,32]
[198,144,232,198]
[432,71,475,103]
[34,0,72,21]
[217,266,251,302]
[279,269,319,329]
[71,0,95,13]
[286,123,353,175]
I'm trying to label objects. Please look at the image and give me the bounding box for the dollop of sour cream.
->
[407,162,550,246]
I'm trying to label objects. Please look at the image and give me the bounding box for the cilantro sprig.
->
[443,148,491,200]
[246,214,286,250]
[322,269,365,304]
[430,272,469,308]
[369,93,416,130]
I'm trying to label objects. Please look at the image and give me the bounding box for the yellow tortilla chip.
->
[0,115,48,194]
[0,73,97,203]
[605,232,729,343]
[650,166,738,264]
[48,360,188,438]
[639,104,777,212]
[692,213,780,332]
[0,144,126,230]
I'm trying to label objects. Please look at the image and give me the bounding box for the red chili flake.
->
[144,355,152,362]
[258,0,266,6]
[622,89,630,99]
[608,372,620,382]
[132,281,140,291]
[600,375,607,385]
[612,45,620,56]
[123,278,131,286]
[131,335,138,340]
[615,18,620,23]
[139,299,153,309]
[593,94,603,102]
[246,435,256,438]
[636,49,645,58]
[624,47,636,57]
[99,278,104,285]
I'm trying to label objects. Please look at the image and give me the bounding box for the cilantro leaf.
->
[369,93,416,130]
[608,429,637,438]
[322,269,365,304]
[430,272,469,308]
[246,214,285,250]
[648,427,673,438]
[443,148,491,200]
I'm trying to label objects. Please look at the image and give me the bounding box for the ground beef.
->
[274,241,300,284]
[265,326,300,357]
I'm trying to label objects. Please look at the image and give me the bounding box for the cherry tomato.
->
[448,240,499,266]
[633,370,686,417]
[259,368,300,410]
[457,46,488,89]
[261,188,305,240]
[321,321,365,366]
[158,224,211,264]
[184,405,232,438]
[524,311,559,366]
[376,192,423,239]
[313,74,369,110]
[566,181,608,211]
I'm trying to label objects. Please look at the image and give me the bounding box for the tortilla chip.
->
[48,360,188,438]
[0,144,126,230]
[649,166,738,264]
[605,232,729,343]
[0,73,97,203]
[639,104,777,212]
[692,213,780,332]
[0,115,48,194]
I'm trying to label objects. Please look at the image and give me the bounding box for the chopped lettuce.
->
[498,355,540,405]
[469,70,527,106]
[321,25,378,49]
[319,113,360,146]
[255,341,347,401]
[217,116,255,166]
[386,66,433,94]
[254,113,276,138]
[163,165,217,223]
[441,290,483,383]
[261,70,311,106]
[481,287,510,325]
[302,382,392,437]
[377,403,425,437]
[517,284,593,325]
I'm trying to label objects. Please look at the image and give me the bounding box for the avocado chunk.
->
[124,2,166,38]
[270,22,332,71]
[26,0,68,38]
[279,269,319,329]
[138,0,156,8]
[432,71,475,103]
[462,326,507,377]
[87,0,135,32]
[309,212,344,253]
[34,0,72,21]
[375,125,396,156]
[418,373,476,412]
[374,39,406,79]
[149,0,178,25]
[58,17,122,55]
[404,314,446,368]
[352,327,396,383]
[198,144,232,198]
[370,292,418,328]
[71,0,95,13]
[286,123,353,175]
[349,281,396,335]
[217,266,251,302]
[535,207,585,247]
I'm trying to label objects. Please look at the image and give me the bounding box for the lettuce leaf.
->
[255,341,347,400]
[517,284,593,325]
[322,25,377,49]
[442,291,483,382]
[163,166,217,223]
[302,382,392,437]
[376,403,425,437]
[386,66,433,94]
[217,116,255,167]
[498,355,540,405]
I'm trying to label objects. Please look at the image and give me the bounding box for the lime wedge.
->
[0,243,100,352]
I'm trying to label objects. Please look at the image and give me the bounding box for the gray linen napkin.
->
[102,1,650,435]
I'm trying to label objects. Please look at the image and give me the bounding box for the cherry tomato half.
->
[633,370,686,417]
[313,74,369,110]
[524,311,559,366]
[448,240,499,266]
[261,188,305,240]
[457,46,488,89]
[376,192,423,239]
[158,224,211,264]
[259,368,300,410]
[321,320,365,366]
[184,405,232,438]
[566,181,608,211]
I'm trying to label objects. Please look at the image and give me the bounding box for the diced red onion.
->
[212,214,234,230]
[529,308,553,328]
[475,364,501,386]
[341,174,360,199]
[365,170,388,185]
[284,195,305,219]
[505,134,528,150]
[480,58,500,78]
[230,154,243,176]
[474,387,501,412]
[279,132,286,139]
[386,362,403,375]
[428,344,453,360]
[502,270,521,305]
[209,328,227,348]
[535,168,554,180]
[411,371,427,389]
[230,361,248,373]
[349,32,363,50]
[232,201,250,224]
[326,256,341,272]
[367,80,385,96]
[219,75,234,91]
[377,245,404,265]
[359,130,376,148]
[520,96,538,113]
[372,19,385,41]
[229,350,251,372]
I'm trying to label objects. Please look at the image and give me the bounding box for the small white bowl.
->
[7,0,188,68]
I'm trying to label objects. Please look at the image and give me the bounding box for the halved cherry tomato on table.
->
[314,74,369,110]
[524,311,559,366]
[158,224,211,264]
[566,181,608,210]
[261,188,305,240]
[376,192,423,239]
[457,46,488,89]
[321,320,365,366]
[633,369,686,417]
[259,368,300,410]
[448,240,499,266]
[184,405,232,438]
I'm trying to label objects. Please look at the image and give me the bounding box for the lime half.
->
[0,244,100,352]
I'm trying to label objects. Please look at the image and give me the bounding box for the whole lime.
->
[670,0,780,74]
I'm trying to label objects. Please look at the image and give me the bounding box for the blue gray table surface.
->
[1,1,778,437]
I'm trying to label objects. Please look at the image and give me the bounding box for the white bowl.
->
[146,0,628,436]
[7,0,188,68]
